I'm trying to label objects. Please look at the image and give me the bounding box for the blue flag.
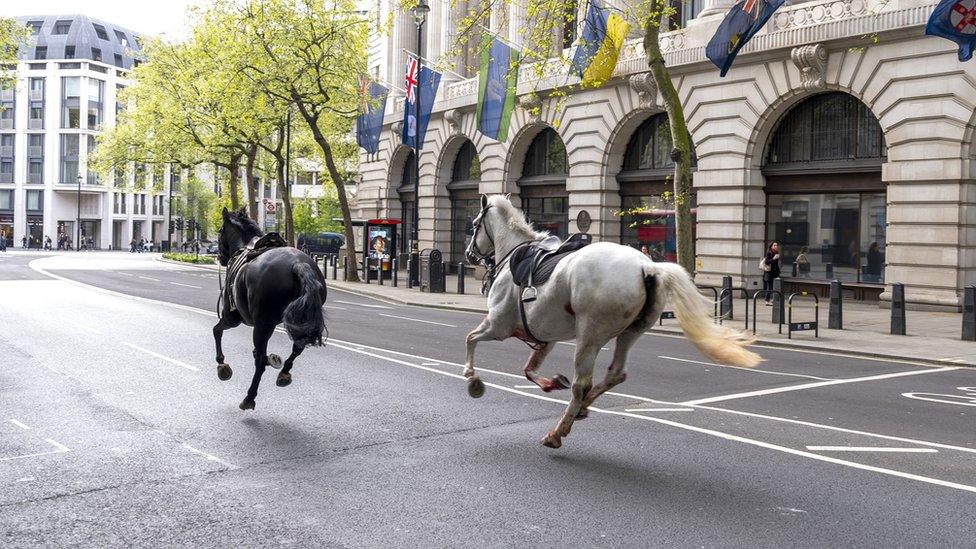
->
[402,61,441,150]
[356,80,388,155]
[571,0,608,77]
[925,0,976,61]
[706,0,785,77]
[477,35,519,142]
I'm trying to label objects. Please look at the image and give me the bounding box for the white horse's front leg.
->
[542,342,599,449]
[464,318,495,398]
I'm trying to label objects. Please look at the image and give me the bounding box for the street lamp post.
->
[76,174,82,251]
[166,168,174,253]
[410,0,429,286]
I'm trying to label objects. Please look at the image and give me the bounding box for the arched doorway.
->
[448,140,481,265]
[518,128,569,238]
[397,151,416,255]
[763,92,887,285]
[617,113,696,262]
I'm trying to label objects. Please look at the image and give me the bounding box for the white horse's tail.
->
[647,263,763,368]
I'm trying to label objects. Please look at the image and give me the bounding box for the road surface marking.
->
[182,443,238,469]
[624,407,695,412]
[658,355,832,381]
[116,272,134,277]
[680,367,959,406]
[806,446,938,453]
[514,384,539,389]
[8,419,30,430]
[325,340,976,495]
[557,341,609,350]
[63,318,102,335]
[0,446,70,462]
[122,342,201,372]
[379,313,456,327]
[138,276,161,282]
[902,387,976,408]
[45,438,70,452]
[169,282,202,289]
[335,300,393,309]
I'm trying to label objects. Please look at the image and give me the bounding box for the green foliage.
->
[292,187,344,237]
[163,252,216,264]
[0,18,27,91]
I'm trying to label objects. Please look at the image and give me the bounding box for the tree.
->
[0,18,27,91]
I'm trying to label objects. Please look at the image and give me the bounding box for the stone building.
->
[356,0,976,310]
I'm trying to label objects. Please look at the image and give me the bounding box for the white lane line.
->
[514,384,539,389]
[658,355,832,381]
[63,318,102,335]
[324,340,976,495]
[334,300,393,309]
[806,446,938,453]
[557,341,609,350]
[624,407,695,412]
[379,313,456,327]
[169,282,202,289]
[323,305,348,310]
[122,342,201,372]
[0,447,70,462]
[45,438,70,452]
[138,276,161,282]
[182,443,239,470]
[116,272,134,277]
[681,367,960,406]
[8,419,30,430]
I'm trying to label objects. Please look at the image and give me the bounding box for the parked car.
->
[297,232,345,255]
[207,241,220,254]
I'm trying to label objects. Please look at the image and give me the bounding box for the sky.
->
[4,0,199,38]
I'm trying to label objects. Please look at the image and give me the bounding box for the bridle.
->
[466,204,495,267]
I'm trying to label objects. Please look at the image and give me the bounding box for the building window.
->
[0,160,12,184]
[62,76,81,128]
[53,20,72,35]
[561,0,579,50]
[87,135,99,184]
[296,171,314,185]
[28,78,44,129]
[522,128,568,178]
[623,113,676,171]
[0,134,13,183]
[60,134,80,183]
[0,189,12,210]
[92,23,109,40]
[34,46,47,60]
[27,190,44,212]
[113,192,126,214]
[114,53,123,68]
[114,30,128,45]
[27,21,43,35]
[449,141,481,264]
[398,152,416,254]
[87,79,104,128]
[135,163,147,187]
[519,128,569,238]
[0,86,14,130]
[27,134,43,184]
[91,48,102,63]
[64,45,75,59]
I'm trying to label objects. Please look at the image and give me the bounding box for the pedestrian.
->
[21,235,27,248]
[796,246,810,277]
[87,236,94,251]
[761,241,781,305]
[639,244,650,257]
[130,238,136,253]
[44,235,52,250]
[865,242,883,282]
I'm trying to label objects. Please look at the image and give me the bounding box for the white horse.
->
[463,195,762,448]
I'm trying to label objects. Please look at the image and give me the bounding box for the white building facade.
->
[357,0,976,310]
[1,15,175,250]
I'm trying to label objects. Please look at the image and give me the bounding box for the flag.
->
[476,34,519,142]
[402,60,441,150]
[570,0,631,87]
[925,0,976,61]
[706,0,785,77]
[356,76,388,155]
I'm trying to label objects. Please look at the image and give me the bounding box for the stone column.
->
[697,0,736,19]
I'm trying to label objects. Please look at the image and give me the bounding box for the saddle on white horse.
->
[510,233,591,303]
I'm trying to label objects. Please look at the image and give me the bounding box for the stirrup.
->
[521,286,538,303]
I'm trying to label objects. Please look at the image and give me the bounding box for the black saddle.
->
[225,233,288,312]
[510,233,591,291]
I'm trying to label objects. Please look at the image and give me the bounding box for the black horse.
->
[214,207,327,410]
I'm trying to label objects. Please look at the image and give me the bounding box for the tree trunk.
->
[244,143,259,221]
[291,95,361,283]
[226,152,243,211]
[644,12,695,274]
[274,153,295,244]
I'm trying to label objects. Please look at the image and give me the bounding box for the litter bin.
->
[419,248,444,293]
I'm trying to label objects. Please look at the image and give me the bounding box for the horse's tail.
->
[283,262,326,348]
[645,262,762,368]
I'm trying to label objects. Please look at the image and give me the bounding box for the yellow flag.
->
[581,13,630,87]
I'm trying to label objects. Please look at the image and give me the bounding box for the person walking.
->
[761,242,781,305]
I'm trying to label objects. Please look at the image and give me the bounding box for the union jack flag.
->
[404,58,419,103]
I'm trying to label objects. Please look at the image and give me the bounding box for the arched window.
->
[519,128,568,238]
[397,151,416,254]
[618,114,696,261]
[763,93,887,286]
[449,141,481,264]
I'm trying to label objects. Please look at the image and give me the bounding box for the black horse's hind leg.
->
[213,314,241,381]
[240,323,274,411]
[276,343,305,387]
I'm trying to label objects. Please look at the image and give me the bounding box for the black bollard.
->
[828,279,843,330]
[772,277,784,325]
[962,286,975,341]
[442,260,449,292]
[392,258,398,287]
[891,283,906,335]
[332,255,338,280]
[825,262,834,280]
[365,258,371,284]
[721,275,733,320]
[378,259,384,286]
[792,262,799,277]
[457,262,465,294]
[342,256,348,282]
[407,258,413,289]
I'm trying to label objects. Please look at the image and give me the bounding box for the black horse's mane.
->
[228,208,263,237]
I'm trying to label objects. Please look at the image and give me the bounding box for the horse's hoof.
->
[239,399,255,411]
[276,372,292,387]
[217,364,233,381]
[541,431,562,449]
[467,376,486,398]
[552,374,571,390]
[576,407,589,420]
[268,354,282,370]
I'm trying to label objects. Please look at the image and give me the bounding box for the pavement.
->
[2,250,976,547]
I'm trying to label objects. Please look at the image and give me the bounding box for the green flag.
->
[476,33,519,142]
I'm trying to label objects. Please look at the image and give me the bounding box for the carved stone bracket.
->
[792,44,828,92]
[391,120,403,139]
[444,109,463,135]
[629,72,658,108]
[517,94,542,120]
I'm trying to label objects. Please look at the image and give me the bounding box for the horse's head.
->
[465,195,497,265]
[218,206,262,266]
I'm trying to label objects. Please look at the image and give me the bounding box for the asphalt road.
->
[2,250,976,547]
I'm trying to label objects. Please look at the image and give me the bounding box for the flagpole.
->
[400,49,466,80]
[409,0,429,286]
